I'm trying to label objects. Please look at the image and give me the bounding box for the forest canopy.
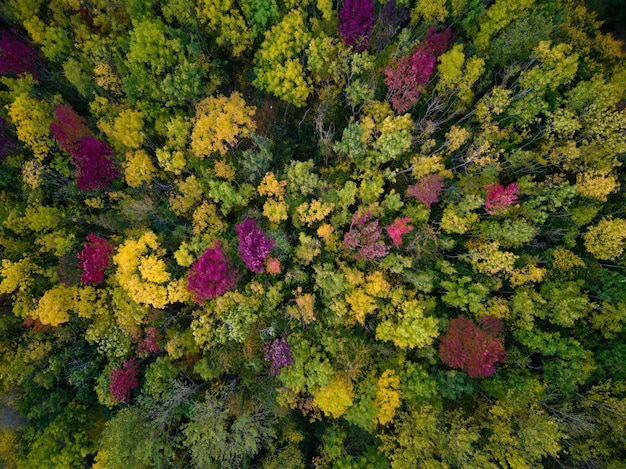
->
[0,0,625,467]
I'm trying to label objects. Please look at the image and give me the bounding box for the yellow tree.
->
[190,92,257,158]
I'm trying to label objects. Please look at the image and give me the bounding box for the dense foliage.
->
[0,0,625,467]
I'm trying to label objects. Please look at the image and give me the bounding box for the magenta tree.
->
[187,243,238,303]
[485,182,518,215]
[77,233,114,284]
[0,31,39,78]
[385,27,454,113]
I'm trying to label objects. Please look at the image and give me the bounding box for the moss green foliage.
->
[0,0,625,467]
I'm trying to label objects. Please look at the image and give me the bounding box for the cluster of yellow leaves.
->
[259,172,289,225]
[551,248,585,271]
[583,217,626,260]
[196,0,251,57]
[93,62,122,95]
[0,258,36,296]
[296,199,335,227]
[440,195,482,234]
[412,0,447,23]
[113,231,188,309]
[155,116,191,174]
[99,108,145,151]
[436,45,485,107]
[466,240,518,276]
[192,201,226,237]
[123,150,155,188]
[169,175,203,215]
[253,9,312,107]
[471,0,535,51]
[508,264,547,287]
[287,287,316,324]
[31,284,74,326]
[576,168,620,202]
[190,92,256,158]
[342,270,390,325]
[21,159,43,189]
[294,232,321,265]
[213,159,236,181]
[374,370,402,426]
[7,93,53,160]
[375,299,439,349]
[314,375,354,418]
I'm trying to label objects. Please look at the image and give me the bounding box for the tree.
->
[339,0,375,50]
[190,92,256,158]
[343,212,390,260]
[77,233,114,285]
[438,316,506,378]
[253,9,312,107]
[187,243,238,303]
[70,136,119,191]
[384,28,454,113]
[235,218,275,273]
[50,105,92,153]
[0,31,39,78]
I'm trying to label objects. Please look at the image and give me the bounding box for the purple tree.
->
[339,0,376,50]
[263,337,295,376]
[70,136,119,191]
[187,242,238,303]
[235,218,275,273]
[0,31,39,78]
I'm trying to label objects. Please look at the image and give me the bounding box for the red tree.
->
[485,182,518,215]
[109,358,140,402]
[386,217,414,247]
[385,27,454,113]
[50,105,92,153]
[438,315,506,378]
[407,174,445,208]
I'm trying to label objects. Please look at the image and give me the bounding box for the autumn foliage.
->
[0,31,38,78]
[70,136,119,191]
[109,358,140,402]
[77,233,114,284]
[385,27,454,112]
[438,316,506,378]
[187,243,238,303]
[339,0,375,50]
[485,182,519,215]
[236,218,275,273]
[0,1,625,468]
